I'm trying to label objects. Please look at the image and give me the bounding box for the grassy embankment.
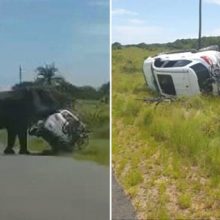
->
[0,100,109,166]
[113,47,220,219]
[72,99,109,166]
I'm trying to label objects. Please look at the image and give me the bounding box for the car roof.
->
[156,50,219,63]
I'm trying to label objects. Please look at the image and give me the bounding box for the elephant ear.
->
[0,89,29,117]
[30,88,59,119]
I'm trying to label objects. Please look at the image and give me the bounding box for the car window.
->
[163,60,177,67]
[173,60,191,67]
[154,58,165,67]
[190,63,212,92]
[157,74,176,95]
[156,59,191,68]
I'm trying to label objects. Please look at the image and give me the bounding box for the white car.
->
[29,109,88,153]
[143,48,220,97]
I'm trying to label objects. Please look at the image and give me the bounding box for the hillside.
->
[112,35,220,51]
[113,46,220,219]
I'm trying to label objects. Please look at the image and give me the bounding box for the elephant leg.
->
[18,129,29,155]
[4,129,16,154]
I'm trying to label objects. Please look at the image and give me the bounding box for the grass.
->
[113,46,220,219]
[178,194,191,209]
[123,169,143,187]
[72,99,109,165]
[73,138,109,166]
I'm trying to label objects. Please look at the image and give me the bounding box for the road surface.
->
[112,174,137,220]
[0,154,109,220]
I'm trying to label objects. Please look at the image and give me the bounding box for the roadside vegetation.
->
[112,35,220,51]
[113,46,220,219]
[72,99,109,166]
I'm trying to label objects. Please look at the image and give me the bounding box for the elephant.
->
[0,87,62,154]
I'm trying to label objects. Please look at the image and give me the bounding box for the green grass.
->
[113,47,220,219]
[73,138,109,166]
[73,99,109,165]
[178,194,191,209]
[123,169,143,187]
[74,99,109,129]
[28,137,51,152]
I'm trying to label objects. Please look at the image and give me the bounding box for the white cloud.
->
[112,8,138,16]
[204,0,220,5]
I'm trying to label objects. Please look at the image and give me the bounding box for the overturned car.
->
[29,109,89,154]
[143,47,220,97]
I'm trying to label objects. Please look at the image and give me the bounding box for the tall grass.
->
[73,100,109,165]
[113,47,220,178]
[113,47,220,219]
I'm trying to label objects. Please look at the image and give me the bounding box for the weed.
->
[178,193,191,209]
[123,169,143,187]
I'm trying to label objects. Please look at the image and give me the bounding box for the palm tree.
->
[36,63,63,85]
[198,0,202,49]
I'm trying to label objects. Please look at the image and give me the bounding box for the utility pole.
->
[198,0,202,49]
[19,65,22,84]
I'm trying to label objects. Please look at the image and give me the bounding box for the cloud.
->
[204,0,220,5]
[112,8,138,16]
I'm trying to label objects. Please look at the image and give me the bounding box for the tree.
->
[112,42,122,50]
[98,82,109,103]
[98,82,109,97]
[35,63,63,85]
[12,81,35,90]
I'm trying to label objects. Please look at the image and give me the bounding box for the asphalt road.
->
[0,154,109,220]
[112,175,137,220]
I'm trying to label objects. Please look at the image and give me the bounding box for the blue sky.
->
[112,0,220,44]
[0,0,109,89]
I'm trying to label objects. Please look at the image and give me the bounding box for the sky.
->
[112,0,220,45]
[0,0,109,90]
